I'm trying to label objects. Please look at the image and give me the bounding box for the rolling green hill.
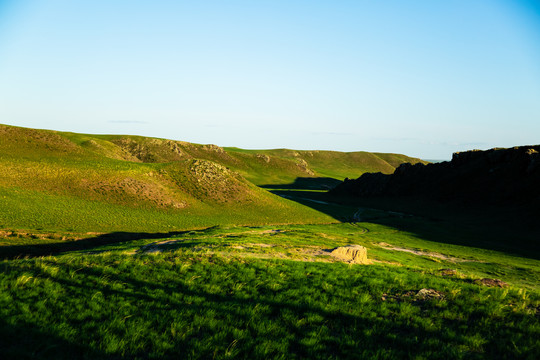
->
[0,124,538,359]
[0,124,424,232]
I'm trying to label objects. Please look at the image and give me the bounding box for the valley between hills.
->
[0,124,538,359]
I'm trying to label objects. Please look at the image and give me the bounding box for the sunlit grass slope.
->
[1,223,538,359]
[0,125,331,232]
[0,124,422,232]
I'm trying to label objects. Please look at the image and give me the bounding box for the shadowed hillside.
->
[329,146,540,250]
[331,145,540,207]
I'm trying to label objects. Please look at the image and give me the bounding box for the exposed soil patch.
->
[216,229,287,238]
[137,240,370,265]
[220,246,334,263]
[475,278,508,288]
[377,242,478,263]
[259,229,286,234]
[249,243,275,248]
[439,268,458,276]
[84,177,187,209]
[0,230,70,241]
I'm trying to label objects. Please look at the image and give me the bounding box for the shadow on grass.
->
[3,258,531,359]
[0,229,216,259]
[266,182,540,260]
[0,317,114,360]
[267,189,358,222]
[259,177,342,190]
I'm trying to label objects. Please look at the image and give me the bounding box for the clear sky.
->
[1,0,539,159]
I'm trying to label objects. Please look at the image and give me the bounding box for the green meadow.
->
[1,222,538,359]
[0,124,538,359]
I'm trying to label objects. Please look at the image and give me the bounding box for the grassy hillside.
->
[224,147,426,185]
[0,222,538,359]
[0,124,537,359]
[0,124,423,232]
[0,125,328,232]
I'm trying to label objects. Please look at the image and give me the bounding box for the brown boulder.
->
[330,245,368,264]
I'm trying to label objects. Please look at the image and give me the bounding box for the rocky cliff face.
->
[330,146,540,208]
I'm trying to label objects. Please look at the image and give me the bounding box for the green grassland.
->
[0,124,538,359]
[0,124,423,232]
[0,222,538,359]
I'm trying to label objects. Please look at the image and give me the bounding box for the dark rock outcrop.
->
[330,145,540,208]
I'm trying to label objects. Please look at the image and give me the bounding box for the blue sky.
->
[0,0,539,159]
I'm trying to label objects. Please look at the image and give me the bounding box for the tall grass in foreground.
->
[1,249,538,359]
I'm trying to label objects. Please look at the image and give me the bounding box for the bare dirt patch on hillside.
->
[377,242,480,262]
[138,240,371,264]
[83,177,187,209]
